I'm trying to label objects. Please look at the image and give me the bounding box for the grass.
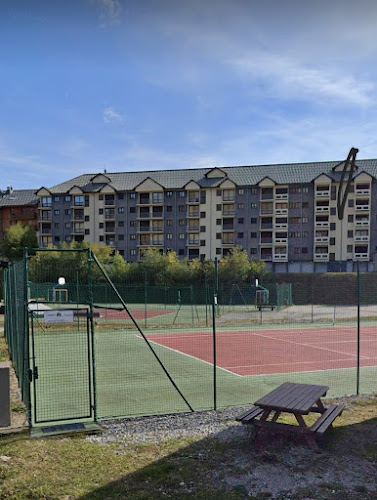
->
[0,397,377,499]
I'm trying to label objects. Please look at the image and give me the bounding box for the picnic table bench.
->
[236,382,345,451]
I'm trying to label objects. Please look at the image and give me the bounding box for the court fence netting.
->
[3,248,377,428]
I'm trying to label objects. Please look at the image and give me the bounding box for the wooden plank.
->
[236,407,263,422]
[255,383,299,408]
[310,404,345,433]
[291,385,328,413]
[256,383,328,413]
[242,408,264,423]
[315,404,345,434]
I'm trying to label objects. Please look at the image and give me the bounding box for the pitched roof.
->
[0,189,39,207]
[45,158,377,193]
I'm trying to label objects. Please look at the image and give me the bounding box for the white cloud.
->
[103,107,124,124]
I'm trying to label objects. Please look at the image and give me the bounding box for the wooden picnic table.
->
[236,382,345,451]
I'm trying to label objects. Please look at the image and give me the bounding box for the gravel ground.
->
[86,400,377,499]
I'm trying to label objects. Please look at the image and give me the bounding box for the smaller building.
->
[0,187,39,242]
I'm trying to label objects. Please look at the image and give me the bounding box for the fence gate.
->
[29,308,94,425]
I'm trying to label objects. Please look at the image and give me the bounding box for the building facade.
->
[35,159,377,272]
[0,188,39,242]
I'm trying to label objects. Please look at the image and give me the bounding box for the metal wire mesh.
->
[3,249,377,426]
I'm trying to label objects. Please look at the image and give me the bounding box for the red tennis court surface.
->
[97,308,174,320]
[147,326,377,376]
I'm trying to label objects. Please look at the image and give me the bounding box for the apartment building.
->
[0,188,39,241]
[36,158,377,272]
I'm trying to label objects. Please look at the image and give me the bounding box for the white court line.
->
[136,335,243,377]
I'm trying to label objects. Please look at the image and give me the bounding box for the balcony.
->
[222,210,235,217]
[355,204,370,212]
[188,195,200,203]
[274,237,288,244]
[274,254,288,261]
[151,239,164,246]
[72,214,84,221]
[315,220,329,228]
[222,196,235,202]
[275,193,288,200]
[222,238,234,246]
[105,224,115,233]
[187,210,200,218]
[41,227,52,235]
[315,188,330,198]
[355,186,370,196]
[315,236,329,243]
[354,253,369,260]
[354,235,369,242]
[261,253,273,261]
[152,224,164,232]
[40,214,52,221]
[315,205,329,213]
[187,239,200,246]
[315,253,329,261]
[104,210,115,220]
[104,198,115,207]
[260,238,273,245]
[222,224,234,231]
[355,218,369,227]
[138,209,150,219]
[138,226,151,232]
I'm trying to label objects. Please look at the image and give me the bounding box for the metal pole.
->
[215,257,219,316]
[212,291,217,410]
[357,261,360,395]
[91,250,194,412]
[205,272,208,327]
[88,250,98,421]
[144,270,147,329]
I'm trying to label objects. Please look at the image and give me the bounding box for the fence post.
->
[88,249,98,421]
[212,291,217,410]
[357,261,360,395]
[144,270,148,329]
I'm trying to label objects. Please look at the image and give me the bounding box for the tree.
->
[1,223,38,262]
[218,246,251,282]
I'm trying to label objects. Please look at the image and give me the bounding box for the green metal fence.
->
[3,249,377,427]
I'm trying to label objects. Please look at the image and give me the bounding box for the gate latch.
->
[29,367,39,381]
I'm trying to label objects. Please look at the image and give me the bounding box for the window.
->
[330,208,336,216]
[216,219,221,225]
[250,248,257,254]
[200,226,206,232]
[130,249,136,256]
[348,215,354,223]
[118,221,124,227]
[200,239,205,246]
[330,223,336,230]
[179,205,185,211]
[130,193,136,199]
[118,234,124,240]
[200,211,206,218]
[251,188,258,194]
[216,233,221,239]
[54,209,60,215]
[166,191,173,197]
[238,203,244,209]
[216,190,222,196]
[65,222,70,229]
[238,189,244,195]
[54,223,60,229]
[65,196,71,202]
[54,196,60,202]
[348,199,354,207]
[118,207,124,213]
[179,233,185,240]
[348,230,354,238]
[118,193,123,200]
[130,207,136,213]
[74,195,84,206]
[167,219,172,226]
[250,217,257,224]
[130,234,136,240]
[130,220,135,227]
[65,209,71,215]
[250,232,257,238]
[179,191,185,197]
[167,233,173,240]
[166,205,172,212]
[251,203,257,209]
[54,236,60,242]
[84,215,89,222]
[200,191,206,203]
[347,245,353,253]
[331,186,337,200]
[99,195,103,200]
[179,219,185,226]
[289,202,301,209]
[237,232,244,239]
[216,204,221,211]
[302,217,309,224]
[179,249,185,256]
[302,187,309,193]
[119,250,124,256]
[85,229,90,235]
[99,236,104,242]
[99,222,104,228]
[330,237,336,245]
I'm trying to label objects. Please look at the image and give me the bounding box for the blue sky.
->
[1,0,377,189]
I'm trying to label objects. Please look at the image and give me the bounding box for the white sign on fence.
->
[44,310,74,324]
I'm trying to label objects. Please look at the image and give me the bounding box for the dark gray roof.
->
[0,189,39,207]
[46,159,377,193]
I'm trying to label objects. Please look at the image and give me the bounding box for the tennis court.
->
[146,325,377,376]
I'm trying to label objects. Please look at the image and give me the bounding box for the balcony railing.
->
[354,235,369,242]
[275,193,288,200]
[314,253,329,260]
[356,204,370,211]
[105,211,115,220]
[355,188,370,196]
[315,190,330,198]
[315,221,329,228]
[315,236,329,243]
[315,206,329,213]
[40,215,52,221]
[274,254,288,261]
[274,237,288,244]
[275,222,288,229]
[188,196,200,203]
[222,210,234,217]
[354,253,369,259]
[355,219,369,227]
